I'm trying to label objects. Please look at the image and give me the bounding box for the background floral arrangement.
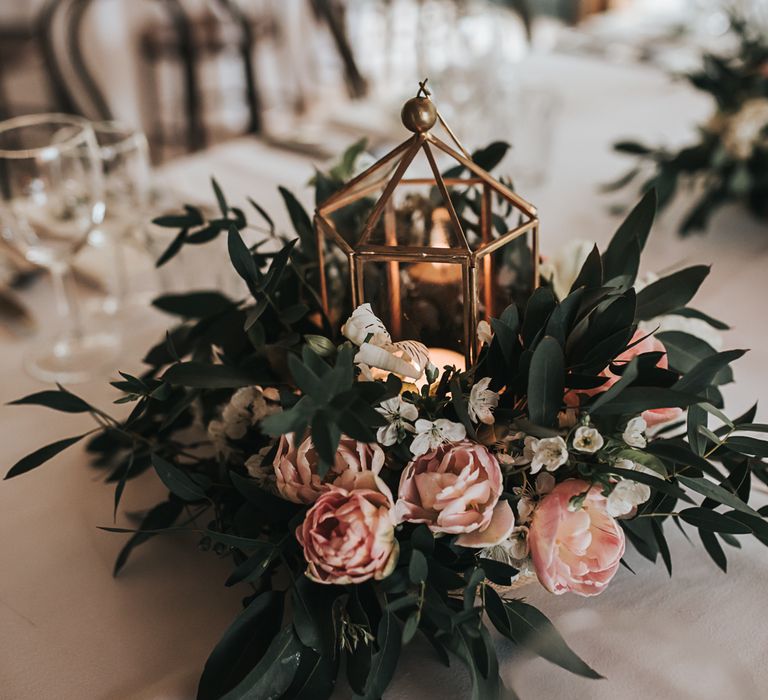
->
[7,144,768,699]
[609,14,768,234]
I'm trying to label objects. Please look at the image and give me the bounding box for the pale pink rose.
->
[273,434,386,504]
[568,330,683,428]
[528,479,625,597]
[395,440,515,548]
[296,487,399,584]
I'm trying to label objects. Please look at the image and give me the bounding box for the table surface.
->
[2,52,768,700]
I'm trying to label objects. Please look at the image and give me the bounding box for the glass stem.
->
[50,262,84,343]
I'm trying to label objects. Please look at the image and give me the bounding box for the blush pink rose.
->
[395,440,515,548]
[296,487,398,584]
[569,329,683,428]
[529,479,625,596]
[273,434,386,504]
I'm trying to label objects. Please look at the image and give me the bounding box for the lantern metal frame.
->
[314,100,539,367]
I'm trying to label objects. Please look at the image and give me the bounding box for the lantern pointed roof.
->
[315,81,538,260]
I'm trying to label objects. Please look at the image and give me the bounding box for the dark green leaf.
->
[363,611,401,700]
[603,188,656,281]
[153,291,234,318]
[212,177,229,215]
[151,453,209,501]
[635,265,710,320]
[9,389,92,413]
[678,507,753,534]
[279,187,315,254]
[408,549,428,583]
[162,362,269,389]
[113,498,184,575]
[504,599,602,679]
[198,591,284,700]
[5,433,87,479]
[527,336,564,428]
[220,626,302,700]
[699,529,727,572]
[677,475,758,516]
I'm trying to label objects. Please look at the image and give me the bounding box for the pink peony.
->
[570,329,683,428]
[395,440,515,548]
[273,434,386,504]
[296,487,398,584]
[528,479,625,596]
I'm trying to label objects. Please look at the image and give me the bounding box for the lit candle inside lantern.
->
[428,347,465,372]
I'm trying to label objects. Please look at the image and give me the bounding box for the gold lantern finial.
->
[401,78,437,133]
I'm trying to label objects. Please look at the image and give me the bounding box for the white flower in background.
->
[606,458,657,517]
[343,304,430,381]
[468,377,499,425]
[722,98,768,160]
[572,426,604,453]
[410,418,466,457]
[220,386,281,439]
[622,416,647,448]
[528,436,569,474]
[375,396,418,446]
[539,239,594,301]
[477,320,493,345]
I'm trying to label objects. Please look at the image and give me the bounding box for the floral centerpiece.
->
[7,139,768,699]
[608,14,768,233]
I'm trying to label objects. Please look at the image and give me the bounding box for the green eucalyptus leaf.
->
[635,265,710,320]
[504,599,603,679]
[163,362,269,389]
[362,611,401,700]
[153,291,235,318]
[151,453,209,501]
[6,433,87,479]
[198,591,284,700]
[9,388,92,413]
[678,507,752,534]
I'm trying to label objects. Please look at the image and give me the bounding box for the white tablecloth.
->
[2,53,768,700]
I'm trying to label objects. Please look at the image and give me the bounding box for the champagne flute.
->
[0,113,118,383]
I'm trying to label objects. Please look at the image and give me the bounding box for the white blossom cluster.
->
[208,386,281,457]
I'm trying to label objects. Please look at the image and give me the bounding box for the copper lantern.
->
[314,84,539,367]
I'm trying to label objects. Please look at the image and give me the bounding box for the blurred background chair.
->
[0,0,631,162]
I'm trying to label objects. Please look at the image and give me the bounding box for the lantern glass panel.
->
[359,259,467,355]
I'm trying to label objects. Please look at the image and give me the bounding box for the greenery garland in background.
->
[608,13,768,234]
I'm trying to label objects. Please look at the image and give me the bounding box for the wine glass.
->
[89,120,155,317]
[0,113,118,383]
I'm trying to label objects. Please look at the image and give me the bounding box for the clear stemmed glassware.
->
[89,120,155,317]
[0,113,119,383]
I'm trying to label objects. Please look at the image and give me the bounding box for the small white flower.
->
[622,416,647,448]
[528,435,569,474]
[572,426,604,454]
[607,479,651,518]
[480,526,530,563]
[410,418,466,457]
[244,445,275,487]
[467,377,499,425]
[375,396,418,446]
[517,471,556,522]
[477,320,493,345]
